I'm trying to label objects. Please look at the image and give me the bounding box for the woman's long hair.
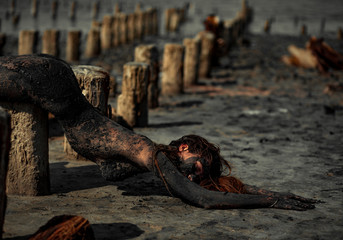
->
[158,135,246,194]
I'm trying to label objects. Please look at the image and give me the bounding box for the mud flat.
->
[2,32,343,239]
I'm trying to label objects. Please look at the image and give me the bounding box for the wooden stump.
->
[134,44,160,108]
[42,29,59,56]
[64,65,110,160]
[85,28,100,58]
[18,30,37,55]
[0,108,10,240]
[127,13,136,42]
[196,31,215,78]
[117,62,149,128]
[66,30,80,62]
[0,102,50,196]
[119,13,128,45]
[112,15,120,47]
[101,15,113,50]
[29,215,95,240]
[161,43,184,96]
[183,38,200,87]
[135,12,144,40]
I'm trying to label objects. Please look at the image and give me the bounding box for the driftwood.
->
[0,54,318,210]
[282,37,343,73]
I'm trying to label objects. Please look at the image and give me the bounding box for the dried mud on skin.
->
[3,34,343,239]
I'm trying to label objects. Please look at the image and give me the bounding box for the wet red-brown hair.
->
[168,135,246,194]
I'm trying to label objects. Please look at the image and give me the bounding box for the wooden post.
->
[85,28,100,58]
[169,9,181,32]
[112,15,120,47]
[51,0,58,19]
[196,31,215,78]
[31,0,38,18]
[101,15,113,50]
[135,12,144,40]
[164,8,172,32]
[127,13,136,42]
[264,19,271,33]
[119,13,128,44]
[134,44,160,108]
[70,1,76,20]
[338,27,343,40]
[113,3,120,15]
[91,1,99,20]
[64,65,110,160]
[183,38,200,87]
[66,30,80,62]
[117,62,149,128]
[301,24,307,36]
[42,29,59,56]
[18,30,37,55]
[0,108,10,240]
[0,102,50,196]
[151,8,158,35]
[161,43,184,96]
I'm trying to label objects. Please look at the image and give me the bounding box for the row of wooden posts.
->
[0,3,253,237]
[0,7,159,61]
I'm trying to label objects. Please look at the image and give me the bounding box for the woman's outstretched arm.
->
[0,54,317,210]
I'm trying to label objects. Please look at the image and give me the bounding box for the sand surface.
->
[2,29,343,240]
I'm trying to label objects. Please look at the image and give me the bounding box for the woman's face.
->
[178,144,205,182]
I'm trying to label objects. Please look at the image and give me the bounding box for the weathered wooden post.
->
[301,24,307,36]
[66,30,81,62]
[135,11,144,40]
[0,102,50,196]
[164,8,172,32]
[169,9,181,32]
[70,1,76,20]
[151,8,158,35]
[113,3,120,15]
[42,29,59,56]
[64,65,110,160]
[117,62,149,128]
[85,28,101,58]
[91,1,99,20]
[51,0,58,19]
[264,19,271,33]
[127,13,136,42]
[0,108,10,240]
[31,0,38,18]
[196,31,215,78]
[183,38,200,87]
[135,44,160,108]
[112,15,120,47]
[338,27,343,40]
[18,30,37,55]
[119,13,128,44]
[161,43,184,96]
[101,15,113,50]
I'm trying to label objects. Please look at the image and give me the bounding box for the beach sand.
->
[2,31,343,239]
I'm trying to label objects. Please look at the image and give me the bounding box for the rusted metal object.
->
[0,55,316,210]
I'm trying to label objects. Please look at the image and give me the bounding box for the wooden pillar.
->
[134,44,160,109]
[51,0,58,19]
[31,0,38,18]
[183,38,200,87]
[161,43,184,96]
[196,31,215,78]
[101,15,113,50]
[164,8,172,32]
[112,15,120,47]
[151,8,158,35]
[127,13,136,42]
[85,28,100,58]
[117,62,149,128]
[66,30,80,62]
[135,12,144,40]
[42,29,59,56]
[0,108,10,240]
[0,102,50,196]
[18,30,37,55]
[119,13,128,45]
[70,1,76,20]
[64,65,109,160]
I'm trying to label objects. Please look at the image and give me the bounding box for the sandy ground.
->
[2,33,343,239]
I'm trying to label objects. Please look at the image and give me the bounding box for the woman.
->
[154,134,320,209]
[0,54,320,210]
